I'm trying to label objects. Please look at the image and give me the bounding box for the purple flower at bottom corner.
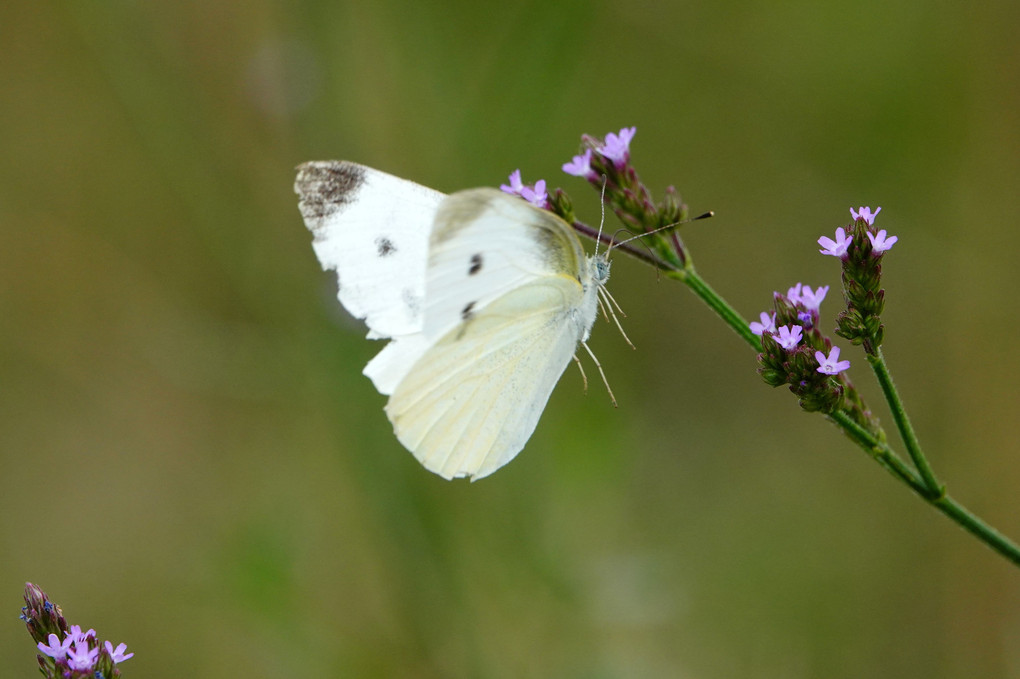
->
[850,206,881,225]
[815,346,851,374]
[774,324,803,351]
[105,640,135,664]
[867,228,898,253]
[818,227,853,257]
[750,311,777,336]
[596,126,637,168]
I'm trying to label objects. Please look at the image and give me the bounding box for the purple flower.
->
[750,311,776,336]
[520,179,548,208]
[105,640,135,664]
[850,206,881,225]
[786,282,803,305]
[68,625,96,643]
[818,227,853,257]
[815,346,851,374]
[38,633,73,660]
[562,148,595,178]
[774,324,803,350]
[798,284,829,311]
[499,169,525,196]
[66,638,99,671]
[500,171,548,208]
[597,126,637,168]
[867,228,898,253]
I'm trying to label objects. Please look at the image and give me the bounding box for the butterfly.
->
[295,161,617,480]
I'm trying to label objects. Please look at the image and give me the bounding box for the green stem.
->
[866,348,944,498]
[830,412,1020,566]
[666,266,761,350]
[829,410,928,495]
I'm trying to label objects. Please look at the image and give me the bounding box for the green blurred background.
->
[3,1,1019,676]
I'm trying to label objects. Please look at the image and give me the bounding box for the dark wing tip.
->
[294,160,367,228]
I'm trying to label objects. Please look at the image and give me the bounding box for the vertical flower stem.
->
[866,348,944,498]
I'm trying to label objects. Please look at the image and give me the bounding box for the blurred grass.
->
[2,0,1020,677]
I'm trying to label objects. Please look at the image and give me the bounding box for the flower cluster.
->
[755,281,850,413]
[821,206,898,354]
[753,207,897,426]
[501,126,694,268]
[21,582,133,678]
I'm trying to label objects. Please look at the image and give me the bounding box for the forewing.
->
[423,189,587,342]
[295,161,444,339]
[386,277,585,480]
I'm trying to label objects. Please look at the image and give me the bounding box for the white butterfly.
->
[295,161,616,480]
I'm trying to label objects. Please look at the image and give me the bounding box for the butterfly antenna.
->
[609,211,714,250]
[594,175,608,258]
[581,341,617,407]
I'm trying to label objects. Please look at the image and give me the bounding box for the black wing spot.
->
[461,301,476,321]
[468,253,483,275]
[376,237,396,257]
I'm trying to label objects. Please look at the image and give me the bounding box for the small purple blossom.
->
[105,640,135,664]
[499,169,525,195]
[750,311,776,336]
[798,284,829,311]
[867,228,898,253]
[500,170,548,208]
[520,179,548,208]
[562,148,595,179]
[596,126,636,168]
[815,346,851,374]
[65,638,99,671]
[68,625,96,643]
[774,324,803,351]
[785,282,803,305]
[850,206,881,225]
[818,227,853,257]
[38,633,72,660]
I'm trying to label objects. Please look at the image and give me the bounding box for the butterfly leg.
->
[572,354,589,393]
[597,287,635,350]
[580,341,618,408]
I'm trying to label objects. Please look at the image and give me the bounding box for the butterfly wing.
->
[422,188,589,342]
[385,190,599,480]
[294,161,443,339]
[387,276,589,480]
